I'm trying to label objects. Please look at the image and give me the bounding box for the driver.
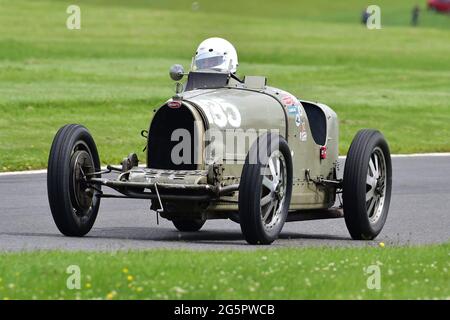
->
[192,37,238,74]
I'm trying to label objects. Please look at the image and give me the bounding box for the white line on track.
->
[339,152,450,160]
[1,153,449,177]
[0,169,48,176]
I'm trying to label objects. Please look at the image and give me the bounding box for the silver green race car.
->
[47,61,392,245]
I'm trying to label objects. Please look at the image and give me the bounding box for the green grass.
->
[0,0,449,171]
[0,243,448,299]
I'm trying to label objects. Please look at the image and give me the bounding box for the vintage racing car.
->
[47,38,392,244]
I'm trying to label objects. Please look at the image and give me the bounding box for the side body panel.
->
[290,100,338,209]
[264,88,339,210]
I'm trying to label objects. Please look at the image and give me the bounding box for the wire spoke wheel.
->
[365,147,387,224]
[238,133,293,245]
[260,150,287,230]
[343,129,392,240]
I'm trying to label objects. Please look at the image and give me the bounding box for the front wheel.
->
[343,129,392,240]
[47,124,101,236]
[238,133,293,245]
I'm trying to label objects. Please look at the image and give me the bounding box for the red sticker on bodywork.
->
[281,95,294,106]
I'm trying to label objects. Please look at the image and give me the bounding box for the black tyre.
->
[343,129,392,240]
[238,133,293,245]
[47,124,101,236]
[172,218,206,232]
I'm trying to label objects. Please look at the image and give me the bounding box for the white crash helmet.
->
[192,37,238,73]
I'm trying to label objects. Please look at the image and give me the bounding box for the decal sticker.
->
[282,95,295,106]
[295,113,301,127]
[280,91,303,130]
[280,92,300,108]
[287,105,298,114]
[279,91,306,141]
[300,122,308,142]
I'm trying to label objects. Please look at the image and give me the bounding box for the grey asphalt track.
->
[0,156,449,251]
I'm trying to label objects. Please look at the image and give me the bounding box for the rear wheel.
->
[343,129,392,240]
[47,124,101,236]
[172,218,206,232]
[238,133,293,245]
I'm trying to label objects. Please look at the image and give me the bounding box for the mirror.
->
[169,64,185,81]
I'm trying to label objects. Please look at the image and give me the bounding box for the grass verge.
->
[0,243,448,299]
